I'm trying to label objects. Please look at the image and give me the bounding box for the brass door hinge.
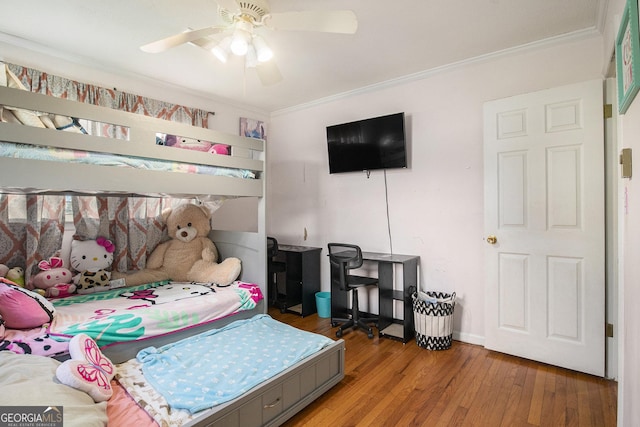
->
[620,148,632,178]
[604,104,613,119]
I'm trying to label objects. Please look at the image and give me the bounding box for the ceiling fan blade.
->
[189,37,221,51]
[265,10,358,34]
[213,0,240,13]
[255,61,283,86]
[140,26,226,53]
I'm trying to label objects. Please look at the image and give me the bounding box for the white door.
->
[483,80,605,376]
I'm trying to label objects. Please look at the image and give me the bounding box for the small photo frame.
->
[616,0,640,114]
[239,117,266,141]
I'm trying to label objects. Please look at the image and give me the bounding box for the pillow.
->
[0,278,55,329]
[0,352,108,427]
[56,334,115,402]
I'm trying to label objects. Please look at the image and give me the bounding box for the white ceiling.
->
[0,0,605,113]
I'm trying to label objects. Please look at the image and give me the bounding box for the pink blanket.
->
[0,324,68,357]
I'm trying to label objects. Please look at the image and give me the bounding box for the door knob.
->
[486,235,497,244]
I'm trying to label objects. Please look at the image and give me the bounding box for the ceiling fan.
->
[140,0,358,86]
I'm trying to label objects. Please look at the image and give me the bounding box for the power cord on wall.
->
[364,169,394,254]
[384,169,393,254]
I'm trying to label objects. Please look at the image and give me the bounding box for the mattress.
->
[49,281,263,348]
[0,281,263,359]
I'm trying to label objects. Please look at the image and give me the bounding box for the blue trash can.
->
[315,292,331,318]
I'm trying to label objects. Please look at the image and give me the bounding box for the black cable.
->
[384,169,393,254]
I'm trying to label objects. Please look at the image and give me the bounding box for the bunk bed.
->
[0,67,345,426]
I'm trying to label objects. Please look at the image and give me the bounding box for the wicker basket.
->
[412,291,456,350]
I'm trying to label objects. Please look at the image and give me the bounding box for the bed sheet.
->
[108,378,158,427]
[0,324,68,357]
[49,281,263,349]
[115,359,194,426]
[0,141,255,178]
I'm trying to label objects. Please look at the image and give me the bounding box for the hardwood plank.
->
[527,365,547,424]
[270,308,617,426]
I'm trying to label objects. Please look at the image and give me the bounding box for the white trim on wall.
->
[272,28,602,117]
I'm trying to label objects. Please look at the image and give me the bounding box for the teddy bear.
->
[30,256,77,298]
[115,203,241,287]
[70,237,114,295]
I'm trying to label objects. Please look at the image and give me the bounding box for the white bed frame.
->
[0,81,345,426]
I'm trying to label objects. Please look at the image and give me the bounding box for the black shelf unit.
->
[272,244,321,317]
[329,251,419,343]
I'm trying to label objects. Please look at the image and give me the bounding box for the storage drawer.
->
[262,384,284,424]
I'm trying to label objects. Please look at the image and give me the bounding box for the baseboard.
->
[453,331,485,347]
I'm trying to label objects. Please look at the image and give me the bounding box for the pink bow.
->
[38,256,64,271]
[96,236,115,254]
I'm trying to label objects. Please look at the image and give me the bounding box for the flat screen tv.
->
[326,112,407,174]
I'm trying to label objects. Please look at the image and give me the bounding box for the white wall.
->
[267,35,604,345]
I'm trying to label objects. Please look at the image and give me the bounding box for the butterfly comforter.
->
[48,281,263,349]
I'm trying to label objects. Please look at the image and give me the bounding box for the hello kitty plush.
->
[70,237,114,295]
[31,256,77,298]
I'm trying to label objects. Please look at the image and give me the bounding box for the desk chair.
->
[267,237,287,310]
[328,243,378,339]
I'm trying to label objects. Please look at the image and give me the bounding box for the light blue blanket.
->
[136,314,335,413]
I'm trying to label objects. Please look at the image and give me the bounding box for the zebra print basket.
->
[412,291,456,350]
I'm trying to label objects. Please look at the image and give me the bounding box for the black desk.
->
[330,251,420,343]
[273,244,321,317]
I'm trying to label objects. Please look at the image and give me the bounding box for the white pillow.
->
[0,352,108,426]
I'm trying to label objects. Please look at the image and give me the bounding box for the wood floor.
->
[268,307,618,427]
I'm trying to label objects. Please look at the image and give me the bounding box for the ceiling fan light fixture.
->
[245,45,258,68]
[230,20,253,56]
[252,35,273,62]
[211,37,231,63]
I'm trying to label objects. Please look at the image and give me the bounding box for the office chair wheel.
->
[336,329,343,338]
[331,322,338,327]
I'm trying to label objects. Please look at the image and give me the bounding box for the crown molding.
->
[0,31,269,117]
[272,27,602,117]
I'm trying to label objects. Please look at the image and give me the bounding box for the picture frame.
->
[239,117,266,141]
[616,0,640,114]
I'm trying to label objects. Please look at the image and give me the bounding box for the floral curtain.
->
[1,64,217,277]
[71,196,182,274]
[0,194,65,285]
[7,63,211,130]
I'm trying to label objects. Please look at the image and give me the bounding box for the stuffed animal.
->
[70,237,114,295]
[31,256,77,298]
[56,333,115,402]
[0,264,8,278]
[208,144,230,155]
[116,203,241,287]
[164,134,213,152]
[6,267,25,287]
